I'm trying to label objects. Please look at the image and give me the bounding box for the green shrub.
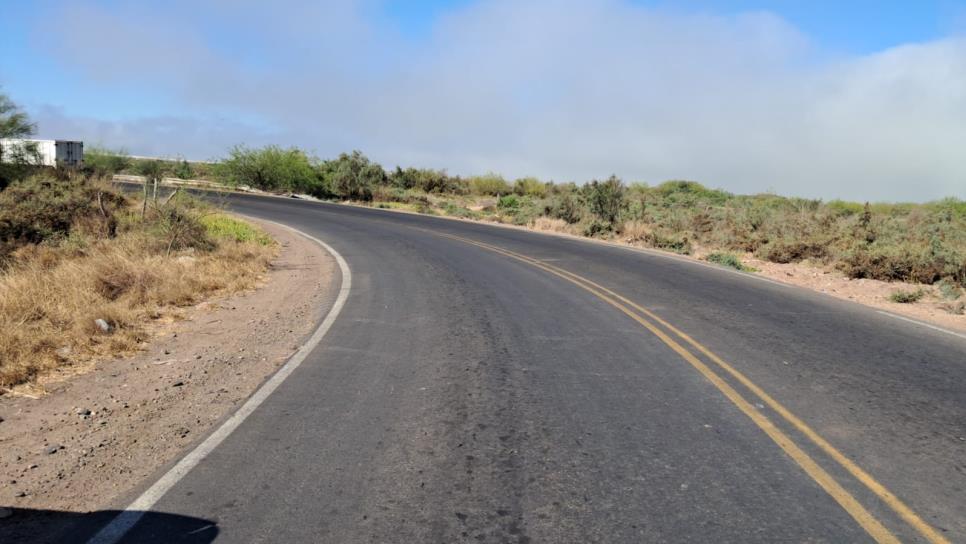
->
[586,175,624,224]
[545,192,582,224]
[706,252,756,272]
[889,289,925,303]
[497,194,520,209]
[469,173,512,196]
[583,220,613,237]
[83,146,132,177]
[320,151,385,201]
[174,159,193,180]
[513,177,548,198]
[215,145,320,193]
[937,278,963,300]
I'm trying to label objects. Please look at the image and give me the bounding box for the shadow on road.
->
[0,506,218,543]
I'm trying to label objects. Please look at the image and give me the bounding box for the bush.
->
[513,177,548,198]
[586,176,624,224]
[174,159,193,180]
[706,252,756,272]
[890,289,925,303]
[497,194,520,209]
[215,145,320,193]
[0,176,125,259]
[469,173,512,196]
[321,151,385,201]
[545,192,582,224]
[83,146,132,177]
[391,166,464,194]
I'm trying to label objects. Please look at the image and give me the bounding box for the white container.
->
[0,139,84,167]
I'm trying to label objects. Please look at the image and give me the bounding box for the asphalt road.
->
[89,194,966,542]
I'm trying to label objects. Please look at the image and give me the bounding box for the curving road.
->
[90,193,965,543]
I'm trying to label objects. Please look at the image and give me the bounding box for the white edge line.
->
[875,311,966,341]
[87,219,352,544]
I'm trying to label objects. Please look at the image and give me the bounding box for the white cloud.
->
[29,0,966,201]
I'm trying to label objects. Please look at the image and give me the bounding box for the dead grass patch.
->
[0,178,276,390]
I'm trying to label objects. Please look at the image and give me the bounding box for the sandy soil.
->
[0,220,335,517]
[739,253,965,333]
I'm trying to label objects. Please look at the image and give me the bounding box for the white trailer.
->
[0,139,84,167]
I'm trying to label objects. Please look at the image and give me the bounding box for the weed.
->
[706,252,756,272]
[889,289,926,303]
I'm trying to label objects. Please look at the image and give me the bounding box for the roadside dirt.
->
[0,220,335,516]
[738,253,965,333]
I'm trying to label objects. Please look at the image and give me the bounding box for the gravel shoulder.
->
[0,220,336,535]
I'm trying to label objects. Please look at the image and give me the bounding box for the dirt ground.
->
[0,220,335,517]
[738,253,966,333]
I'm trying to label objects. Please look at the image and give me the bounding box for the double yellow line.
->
[436,231,948,544]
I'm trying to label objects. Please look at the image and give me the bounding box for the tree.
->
[174,159,193,180]
[0,91,39,188]
[586,175,624,225]
[216,145,319,193]
[322,151,385,201]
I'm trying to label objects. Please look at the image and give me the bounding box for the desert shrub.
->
[545,192,583,224]
[498,194,520,209]
[469,173,512,196]
[215,145,321,193]
[706,252,755,272]
[513,177,548,198]
[83,146,132,177]
[441,202,479,219]
[756,239,829,263]
[585,175,624,224]
[321,150,385,201]
[889,289,925,303]
[0,176,125,258]
[583,219,613,237]
[391,166,465,194]
[937,278,962,300]
[174,159,194,180]
[655,180,732,206]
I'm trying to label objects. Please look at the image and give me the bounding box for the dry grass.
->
[529,216,572,233]
[0,179,276,390]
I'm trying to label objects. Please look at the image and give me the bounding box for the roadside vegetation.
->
[0,173,275,390]
[182,146,963,293]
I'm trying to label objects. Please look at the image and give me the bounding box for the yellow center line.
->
[431,230,949,544]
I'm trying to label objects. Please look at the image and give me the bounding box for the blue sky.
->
[2,1,965,200]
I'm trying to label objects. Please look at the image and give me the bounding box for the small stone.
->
[15,491,26,498]
[94,319,112,333]
[164,349,171,355]
[45,445,62,455]
[56,346,72,360]
[77,408,91,417]
[172,381,185,387]
[28,464,38,470]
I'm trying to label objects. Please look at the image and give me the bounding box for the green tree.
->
[216,145,319,192]
[0,92,39,188]
[322,151,385,201]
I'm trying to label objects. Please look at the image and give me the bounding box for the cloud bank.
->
[24,0,966,201]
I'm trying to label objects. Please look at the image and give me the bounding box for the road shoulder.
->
[0,219,336,537]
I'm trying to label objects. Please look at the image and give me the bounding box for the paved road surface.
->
[84,194,966,542]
